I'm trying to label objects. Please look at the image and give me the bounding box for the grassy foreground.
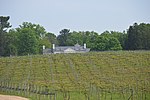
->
[0,51,150,100]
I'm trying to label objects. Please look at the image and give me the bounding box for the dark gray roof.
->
[43,49,52,54]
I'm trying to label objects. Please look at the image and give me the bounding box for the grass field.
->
[0,51,150,100]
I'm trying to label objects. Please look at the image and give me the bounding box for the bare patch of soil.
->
[0,95,29,100]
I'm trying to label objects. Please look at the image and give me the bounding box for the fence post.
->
[54,92,56,100]
[38,86,41,100]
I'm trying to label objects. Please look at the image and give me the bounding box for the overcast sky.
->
[0,0,150,35]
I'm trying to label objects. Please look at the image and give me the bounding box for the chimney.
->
[52,44,55,50]
[84,43,86,49]
[43,45,45,50]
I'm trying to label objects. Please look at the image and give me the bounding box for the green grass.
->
[0,51,150,100]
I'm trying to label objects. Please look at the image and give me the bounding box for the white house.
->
[43,43,90,54]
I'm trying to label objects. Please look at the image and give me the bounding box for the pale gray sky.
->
[0,0,150,35]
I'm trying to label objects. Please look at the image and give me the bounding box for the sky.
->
[0,0,150,35]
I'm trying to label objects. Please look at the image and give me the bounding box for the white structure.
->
[43,45,45,50]
[43,43,90,54]
[52,44,55,50]
[84,43,86,49]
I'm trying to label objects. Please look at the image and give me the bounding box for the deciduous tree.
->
[127,23,150,50]
[0,16,11,56]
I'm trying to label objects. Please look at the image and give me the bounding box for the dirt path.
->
[0,95,29,100]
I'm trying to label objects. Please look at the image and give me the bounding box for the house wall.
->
[64,48,76,53]
[43,44,90,54]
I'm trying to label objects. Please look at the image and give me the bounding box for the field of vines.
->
[0,51,150,100]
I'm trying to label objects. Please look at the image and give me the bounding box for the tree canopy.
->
[127,23,150,50]
[3,21,55,56]
[1,17,150,56]
[57,29,70,46]
[0,16,11,56]
[56,30,122,51]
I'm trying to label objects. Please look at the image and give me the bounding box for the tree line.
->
[0,16,150,56]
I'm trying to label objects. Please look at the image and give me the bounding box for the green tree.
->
[45,32,57,44]
[38,37,51,53]
[0,16,11,56]
[91,36,122,51]
[64,31,98,47]
[4,29,18,56]
[16,22,52,55]
[4,22,54,56]
[86,31,99,48]
[127,23,150,50]
[57,29,70,46]
[101,31,127,49]
[17,22,46,39]
[107,37,122,50]
[66,31,84,46]
[17,28,39,55]
[56,30,99,48]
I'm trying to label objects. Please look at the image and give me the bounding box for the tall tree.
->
[15,22,51,55]
[101,31,127,49]
[45,32,57,44]
[4,29,18,56]
[0,16,11,56]
[127,23,150,50]
[17,22,46,39]
[57,29,70,46]
[66,31,84,46]
[17,28,39,55]
[90,36,122,51]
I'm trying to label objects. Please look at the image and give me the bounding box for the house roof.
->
[54,44,90,52]
[43,44,90,54]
